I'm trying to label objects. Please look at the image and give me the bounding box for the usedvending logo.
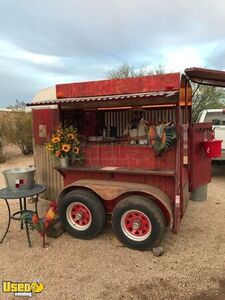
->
[2,280,44,298]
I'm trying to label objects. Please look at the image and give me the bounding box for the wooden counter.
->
[56,166,176,177]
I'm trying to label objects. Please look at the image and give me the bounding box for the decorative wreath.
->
[148,123,177,155]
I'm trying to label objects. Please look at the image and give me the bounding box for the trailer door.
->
[190,123,212,190]
[185,67,225,189]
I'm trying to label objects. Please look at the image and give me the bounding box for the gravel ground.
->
[0,147,225,300]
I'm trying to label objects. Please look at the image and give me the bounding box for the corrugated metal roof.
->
[28,90,179,106]
[185,67,225,87]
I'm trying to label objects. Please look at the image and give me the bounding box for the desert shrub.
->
[0,120,7,162]
[5,111,33,155]
[4,101,33,155]
[0,140,6,163]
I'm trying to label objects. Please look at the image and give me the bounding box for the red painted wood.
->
[62,143,176,210]
[63,171,110,187]
[165,177,175,201]
[85,144,101,166]
[62,170,174,212]
[83,111,97,136]
[114,173,146,184]
[190,123,212,190]
[99,145,118,167]
[61,143,176,211]
[33,109,60,144]
[56,73,180,99]
[83,144,176,170]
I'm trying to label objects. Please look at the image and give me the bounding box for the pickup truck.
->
[197,108,225,160]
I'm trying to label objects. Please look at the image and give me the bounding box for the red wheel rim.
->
[121,210,152,241]
[66,202,92,231]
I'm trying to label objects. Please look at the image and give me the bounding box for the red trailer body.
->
[29,67,225,250]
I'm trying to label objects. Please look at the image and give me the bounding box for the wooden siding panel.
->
[114,173,146,184]
[83,144,176,170]
[58,164,175,201]
[145,176,174,200]
[32,109,60,145]
[190,123,212,190]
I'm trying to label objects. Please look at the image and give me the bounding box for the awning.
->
[185,67,225,88]
[28,90,179,107]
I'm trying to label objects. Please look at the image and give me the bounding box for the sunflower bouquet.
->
[46,125,84,164]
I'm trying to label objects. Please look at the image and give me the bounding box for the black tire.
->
[58,189,106,239]
[112,196,166,251]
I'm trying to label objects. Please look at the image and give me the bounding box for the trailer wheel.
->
[112,196,166,251]
[59,189,106,239]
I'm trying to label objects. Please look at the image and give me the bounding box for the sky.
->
[0,0,225,107]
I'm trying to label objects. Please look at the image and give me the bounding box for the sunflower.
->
[51,136,60,144]
[68,133,75,140]
[73,147,80,154]
[46,126,83,165]
[62,144,71,152]
[46,144,53,151]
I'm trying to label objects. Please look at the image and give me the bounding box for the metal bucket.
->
[3,167,36,190]
[202,140,223,158]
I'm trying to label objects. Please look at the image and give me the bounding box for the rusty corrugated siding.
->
[33,143,63,200]
[28,91,179,106]
[104,109,176,136]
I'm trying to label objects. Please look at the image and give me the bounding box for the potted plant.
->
[45,125,84,167]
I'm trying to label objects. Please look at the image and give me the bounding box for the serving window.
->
[60,107,177,144]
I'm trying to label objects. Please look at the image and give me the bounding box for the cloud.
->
[1,0,225,106]
[1,0,225,58]
[163,44,216,72]
[206,45,225,70]
[0,40,61,65]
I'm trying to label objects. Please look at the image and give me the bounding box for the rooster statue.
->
[149,122,176,155]
[21,201,58,247]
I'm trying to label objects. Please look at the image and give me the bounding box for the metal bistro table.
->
[0,184,46,247]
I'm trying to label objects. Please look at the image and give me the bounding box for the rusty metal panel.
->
[55,73,180,99]
[102,108,175,135]
[185,67,225,87]
[33,144,63,200]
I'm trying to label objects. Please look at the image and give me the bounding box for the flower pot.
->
[60,157,69,168]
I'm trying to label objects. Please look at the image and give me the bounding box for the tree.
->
[192,84,225,121]
[107,62,165,79]
[5,100,33,155]
[107,63,225,122]
[7,99,27,110]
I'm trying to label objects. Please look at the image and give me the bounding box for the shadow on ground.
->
[192,279,225,300]
[212,162,225,177]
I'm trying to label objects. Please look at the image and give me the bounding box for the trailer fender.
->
[57,179,173,228]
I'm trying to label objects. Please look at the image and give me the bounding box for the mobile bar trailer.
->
[29,67,225,250]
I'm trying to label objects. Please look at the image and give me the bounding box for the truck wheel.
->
[112,196,166,251]
[59,189,106,239]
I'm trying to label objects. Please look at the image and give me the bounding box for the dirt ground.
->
[0,145,225,300]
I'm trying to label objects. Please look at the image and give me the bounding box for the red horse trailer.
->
[29,67,225,250]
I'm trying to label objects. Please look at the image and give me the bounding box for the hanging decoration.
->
[148,123,177,155]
